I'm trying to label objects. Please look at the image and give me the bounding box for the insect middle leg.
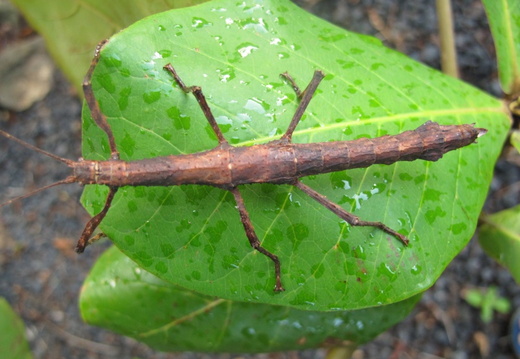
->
[163,65,284,291]
[229,188,284,292]
[163,64,229,146]
[279,70,325,142]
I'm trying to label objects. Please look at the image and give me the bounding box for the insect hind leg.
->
[294,181,409,246]
[163,64,228,146]
[279,70,325,143]
[229,187,284,292]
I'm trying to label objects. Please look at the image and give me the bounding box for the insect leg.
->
[294,181,409,246]
[163,64,228,145]
[229,187,284,292]
[83,40,120,160]
[279,70,325,143]
[75,186,118,253]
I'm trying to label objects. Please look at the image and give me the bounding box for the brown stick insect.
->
[0,42,486,292]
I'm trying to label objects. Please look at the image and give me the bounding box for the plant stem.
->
[436,0,459,77]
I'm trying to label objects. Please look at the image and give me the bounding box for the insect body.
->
[74,121,481,189]
[0,42,486,292]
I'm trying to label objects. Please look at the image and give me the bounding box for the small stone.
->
[0,37,54,111]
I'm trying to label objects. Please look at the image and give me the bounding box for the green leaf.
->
[463,289,484,307]
[482,0,520,94]
[462,287,511,323]
[81,0,510,311]
[80,246,420,353]
[495,297,512,314]
[11,0,208,91]
[479,204,520,283]
[0,298,32,359]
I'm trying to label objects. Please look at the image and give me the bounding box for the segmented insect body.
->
[0,42,486,292]
[72,121,481,188]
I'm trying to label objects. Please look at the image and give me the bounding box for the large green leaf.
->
[11,0,208,92]
[81,0,509,311]
[80,246,420,352]
[482,0,520,94]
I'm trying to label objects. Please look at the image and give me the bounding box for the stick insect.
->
[0,42,486,292]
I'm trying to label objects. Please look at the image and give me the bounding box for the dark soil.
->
[0,0,518,358]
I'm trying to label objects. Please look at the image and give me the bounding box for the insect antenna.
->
[0,129,77,208]
[0,177,77,208]
[0,129,74,166]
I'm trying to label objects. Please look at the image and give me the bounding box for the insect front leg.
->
[163,64,229,146]
[229,188,284,292]
[279,70,325,143]
[75,186,118,253]
[294,181,409,246]
[76,42,122,253]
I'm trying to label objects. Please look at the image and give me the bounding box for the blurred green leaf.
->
[462,287,511,323]
[81,0,509,311]
[479,204,520,283]
[0,298,32,359]
[464,289,484,307]
[482,0,520,94]
[10,0,208,91]
[511,130,520,153]
[80,246,420,353]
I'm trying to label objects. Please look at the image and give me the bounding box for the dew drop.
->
[410,264,422,275]
[244,98,266,114]
[192,17,212,28]
[237,44,258,58]
[133,267,141,279]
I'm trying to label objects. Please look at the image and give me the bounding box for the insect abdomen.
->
[291,121,485,177]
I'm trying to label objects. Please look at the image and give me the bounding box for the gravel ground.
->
[1,0,519,358]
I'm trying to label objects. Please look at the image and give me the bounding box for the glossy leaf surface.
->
[80,246,420,352]
[81,0,509,311]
